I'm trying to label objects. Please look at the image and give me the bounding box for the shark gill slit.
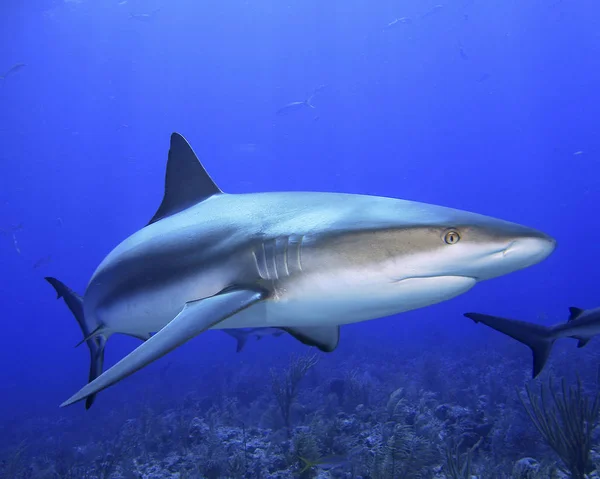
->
[281,237,290,276]
[276,236,290,277]
[253,243,269,280]
[293,234,304,273]
[252,235,305,280]
[266,240,278,280]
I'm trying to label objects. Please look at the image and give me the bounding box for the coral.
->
[444,437,481,479]
[270,353,319,438]
[519,376,600,479]
[382,423,438,478]
[512,457,541,478]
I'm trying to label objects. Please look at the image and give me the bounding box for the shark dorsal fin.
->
[148,133,222,225]
[568,307,585,322]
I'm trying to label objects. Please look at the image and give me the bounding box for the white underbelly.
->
[215,275,477,329]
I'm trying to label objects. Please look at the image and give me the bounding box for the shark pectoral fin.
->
[148,132,223,225]
[282,326,340,352]
[60,288,266,408]
[74,325,107,348]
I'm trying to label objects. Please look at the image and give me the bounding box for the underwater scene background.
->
[1,0,600,477]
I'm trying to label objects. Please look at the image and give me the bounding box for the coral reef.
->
[3,335,600,479]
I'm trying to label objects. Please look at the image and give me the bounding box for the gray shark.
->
[223,327,286,353]
[46,132,555,409]
[465,307,600,378]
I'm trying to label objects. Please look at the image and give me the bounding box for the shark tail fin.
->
[298,457,315,474]
[464,312,556,378]
[223,329,249,353]
[45,277,107,409]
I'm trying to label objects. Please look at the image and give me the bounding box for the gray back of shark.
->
[554,307,600,347]
[47,132,555,408]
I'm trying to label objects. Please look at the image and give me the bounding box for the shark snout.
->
[477,226,556,280]
[503,233,556,267]
[469,222,556,281]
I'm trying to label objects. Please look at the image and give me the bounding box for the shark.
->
[465,307,600,378]
[223,327,286,353]
[46,132,556,409]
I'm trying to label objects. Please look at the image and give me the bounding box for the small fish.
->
[0,63,26,82]
[459,46,469,60]
[384,17,412,30]
[233,143,259,154]
[421,4,444,19]
[223,327,285,352]
[129,8,160,22]
[477,73,491,83]
[299,455,348,473]
[573,151,584,156]
[0,223,23,254]
[276,100,314,116]
[0,223,23,235]
[33,255,52,269]
[12,233,20,254]
[276,84,326,117]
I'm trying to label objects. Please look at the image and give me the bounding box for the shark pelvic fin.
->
[573,336,591,348]
[282,326,340,352]
[60,287,266,408]
[45,277,107,409]
[465,312,555,378]
[148,132,222,225]
[568,307,585,322]
[74,325,106,348]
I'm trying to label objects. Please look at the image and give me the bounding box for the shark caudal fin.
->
[464,312,556,378]
[45,277,107,409]
[223,329,249,353]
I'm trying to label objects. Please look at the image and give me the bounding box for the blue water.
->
[1,0,599,477]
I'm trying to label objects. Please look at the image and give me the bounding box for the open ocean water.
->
[1,0,600,478]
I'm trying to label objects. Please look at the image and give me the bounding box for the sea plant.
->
[270,353,319,437]
[519,375,600,479]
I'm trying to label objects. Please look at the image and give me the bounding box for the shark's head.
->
[417,218,555,282]
[290,203,556,323]
[373,206,557,284]
[296,200,556,321]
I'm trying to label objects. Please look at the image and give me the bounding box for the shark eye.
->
[444,229,461,245]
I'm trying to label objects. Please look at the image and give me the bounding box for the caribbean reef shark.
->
[223,328,285,353]
[465,307,599,378]
[46,132,555,409]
